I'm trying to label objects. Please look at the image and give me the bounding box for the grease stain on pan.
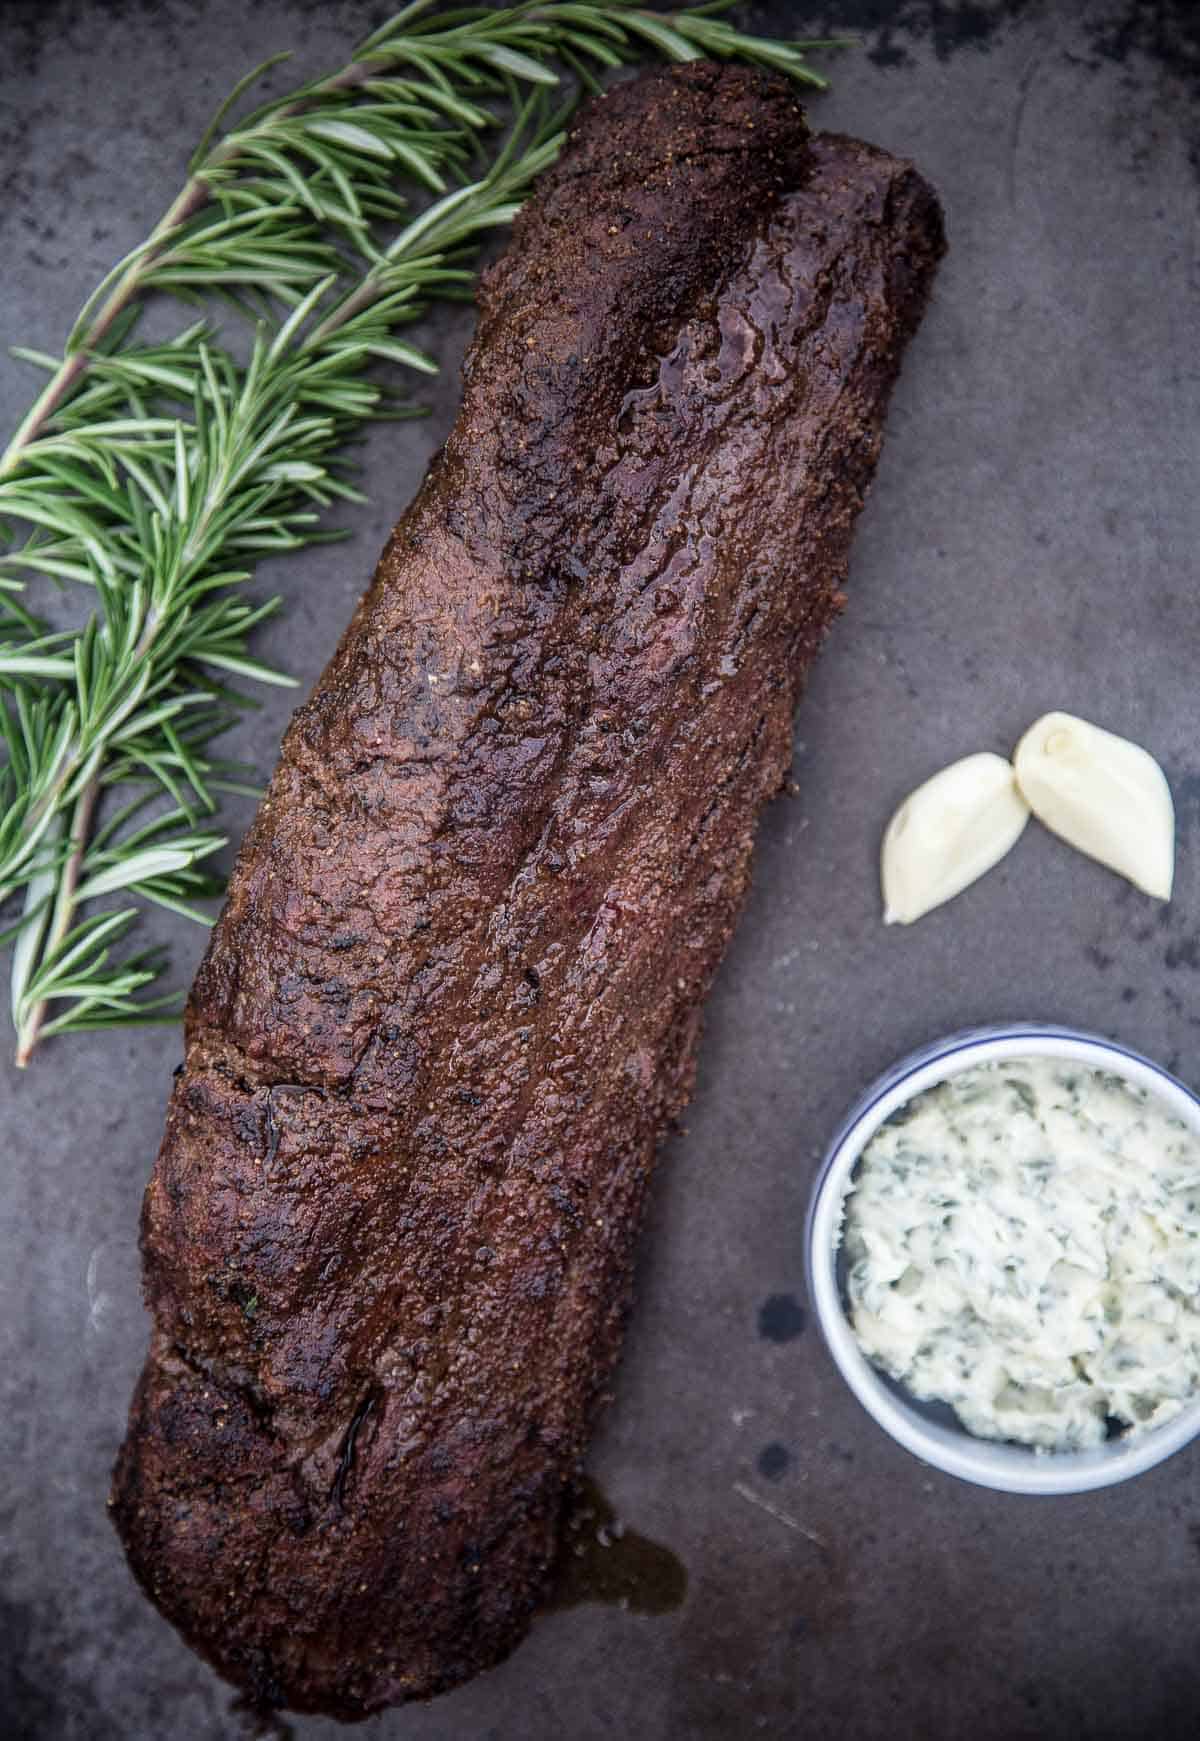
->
[1083,1,1200,175]
[0,1591,123,1741]
[801,0,1036,69]
[756,1441,792,1482]
[798,1,1200,178]
[757,1292,807,1342]
[547,1477,687,1615]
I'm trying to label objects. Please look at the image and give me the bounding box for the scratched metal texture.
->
[2,3,1199,1737]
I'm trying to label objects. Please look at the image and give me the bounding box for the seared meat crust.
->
[111,62,943,1719]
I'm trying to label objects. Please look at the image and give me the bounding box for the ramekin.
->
[805,1024,1200,1494]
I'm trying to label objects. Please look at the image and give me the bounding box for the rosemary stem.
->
[0,178,210,482]
[305,272,389,352]
[0,353,90,480]
[0,58,375,485]
[8,605,164,1064]
[14,775,101,1067]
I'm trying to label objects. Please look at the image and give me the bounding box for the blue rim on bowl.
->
[805,1024,1200,1495]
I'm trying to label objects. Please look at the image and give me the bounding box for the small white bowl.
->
[806,1024,1200,1494]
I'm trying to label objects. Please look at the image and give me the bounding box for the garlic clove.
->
[882,752,1030,925]
[1013,711,1174,901]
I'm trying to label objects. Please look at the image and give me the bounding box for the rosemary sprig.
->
[0,2,831,1066]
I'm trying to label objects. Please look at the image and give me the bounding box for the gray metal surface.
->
[2,3,1198,1737]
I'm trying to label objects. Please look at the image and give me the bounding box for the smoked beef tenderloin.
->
[112,62,943,1718]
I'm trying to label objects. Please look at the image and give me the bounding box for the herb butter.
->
[840,1056,1200,1452]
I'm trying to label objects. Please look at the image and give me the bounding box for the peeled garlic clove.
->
[1013,711,1174,900]
[882,752,1030,925]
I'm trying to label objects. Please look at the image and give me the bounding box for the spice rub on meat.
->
[111,61,944,1720]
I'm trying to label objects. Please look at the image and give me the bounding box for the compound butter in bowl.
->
[806,1026,1200,1493]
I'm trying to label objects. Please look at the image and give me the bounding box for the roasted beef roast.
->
[112,61,944,1719]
